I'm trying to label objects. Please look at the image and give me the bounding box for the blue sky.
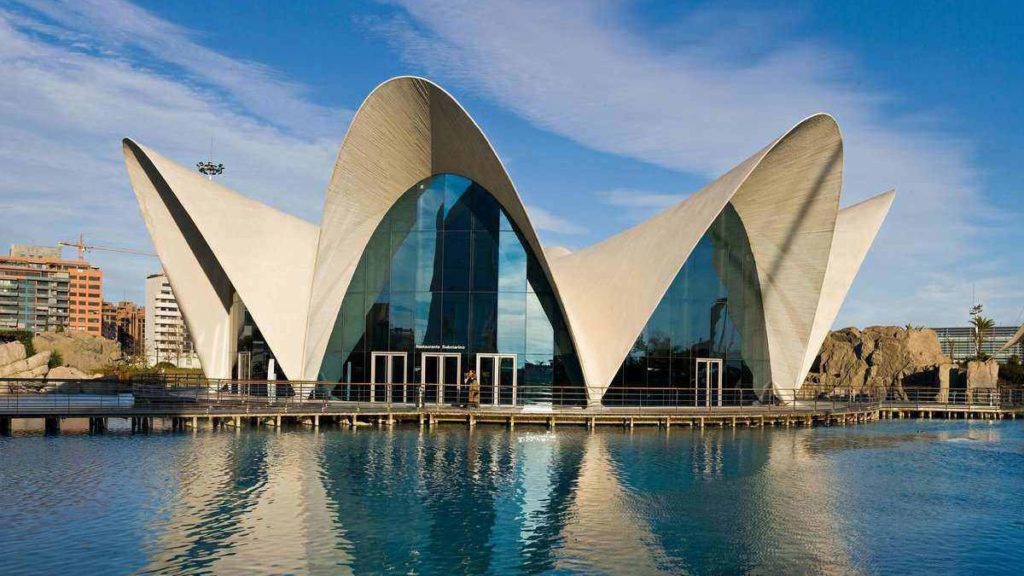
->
[0,0,1021,328]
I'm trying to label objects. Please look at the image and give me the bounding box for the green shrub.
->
[48,350,63,369]
[1001,355,1024,386]
[0,329,35,357]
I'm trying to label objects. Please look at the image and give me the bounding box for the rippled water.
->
[1,420,1023,575]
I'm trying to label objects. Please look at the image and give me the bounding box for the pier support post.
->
[45,417,60,435]
[508,416,515,430]
[0,417,10,436]
[314,415,320,428]
[548,417,556,430]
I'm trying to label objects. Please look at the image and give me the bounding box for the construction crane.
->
[58,234,157,260]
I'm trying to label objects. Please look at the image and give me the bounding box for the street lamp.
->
[196,161,224,180]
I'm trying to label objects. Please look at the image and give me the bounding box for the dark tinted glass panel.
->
[317,174,584,404]
[470,292,498,353]
[497,292,526,356]
[470,184,501,233]
[498,232,527,293]
[442,231,471,291]
[605,204,770,405]
[471,230,499,292]
[417,180,444,230]
[441,293,469,348]
[444,175,474,231]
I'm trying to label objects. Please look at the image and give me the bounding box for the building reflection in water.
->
[143,433,352,574]
[136,426,860,575]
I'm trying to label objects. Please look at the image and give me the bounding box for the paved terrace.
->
[0,378,1021,435]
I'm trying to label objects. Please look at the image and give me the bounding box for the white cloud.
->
[375,0,1013,327]
[526,205,587,236]
[600,189,687,209]
[0,2,347,303]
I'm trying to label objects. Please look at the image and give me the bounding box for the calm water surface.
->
[1,420,1022,575]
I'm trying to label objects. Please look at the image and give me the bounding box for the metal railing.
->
[1,376,1022,416]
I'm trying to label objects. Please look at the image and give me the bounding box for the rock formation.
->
[0,340,52,378]
[32,331,119,373]
[0,336,108,391]
[806,327,1002,401]
[805,326,954,399]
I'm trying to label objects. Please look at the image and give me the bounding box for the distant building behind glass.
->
[932,326,1024,362]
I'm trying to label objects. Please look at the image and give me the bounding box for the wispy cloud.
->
[526,205,587,236]
[374,0,1010,326]
[600,189,688,208]
[0,1,347,303]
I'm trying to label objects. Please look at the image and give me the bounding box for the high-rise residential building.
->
[0,258,69,332]
[145,272,199,369]
[103,300,146,356]
[0,245,103,336]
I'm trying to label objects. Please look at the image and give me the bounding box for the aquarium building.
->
[123,76,893,406]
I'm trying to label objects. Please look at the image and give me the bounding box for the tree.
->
[969,304,995,360]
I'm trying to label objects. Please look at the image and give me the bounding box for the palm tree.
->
[969,304,995,360]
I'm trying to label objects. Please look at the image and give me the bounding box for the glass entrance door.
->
[370,352,408,403]
[476,354,518,406]
[420,353,461,405]
[695,358,723,407]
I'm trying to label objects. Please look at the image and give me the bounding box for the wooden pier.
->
[0,401,1019,435]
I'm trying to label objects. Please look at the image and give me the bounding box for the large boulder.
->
[967,359,999,389]
[3,350,52,378]
[32,331,119,374]
[0,340,27,367]
[808,326,951,399]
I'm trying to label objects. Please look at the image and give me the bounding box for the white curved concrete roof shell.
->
[123,76,892,402]
[302,77,571,381]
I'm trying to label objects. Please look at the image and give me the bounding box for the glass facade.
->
[318,174,584,404]
[604,204,770,405]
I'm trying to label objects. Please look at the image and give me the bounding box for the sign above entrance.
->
[416,345,466,351]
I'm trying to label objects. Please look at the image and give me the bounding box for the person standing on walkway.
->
[466,369,480,408]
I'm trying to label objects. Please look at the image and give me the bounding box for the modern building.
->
[103,300,146,356]
[144,272,199,369]
[123,76,894,405]
[0,245,103,336]
[932,325,1024,362]
[0,257,69,332]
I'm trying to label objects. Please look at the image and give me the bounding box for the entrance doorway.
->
[370,352,408,403]
[695,358,723,407]
[420,353,461,405]
[476,354,518,406]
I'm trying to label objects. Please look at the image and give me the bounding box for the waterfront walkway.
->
[0,377,1021,434]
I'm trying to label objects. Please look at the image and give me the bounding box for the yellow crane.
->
[58,234,157,260]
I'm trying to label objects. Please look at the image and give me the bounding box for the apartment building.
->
[145,272,199,369]
[1,245,102,336]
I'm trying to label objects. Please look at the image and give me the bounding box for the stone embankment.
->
[804,326,999,400]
